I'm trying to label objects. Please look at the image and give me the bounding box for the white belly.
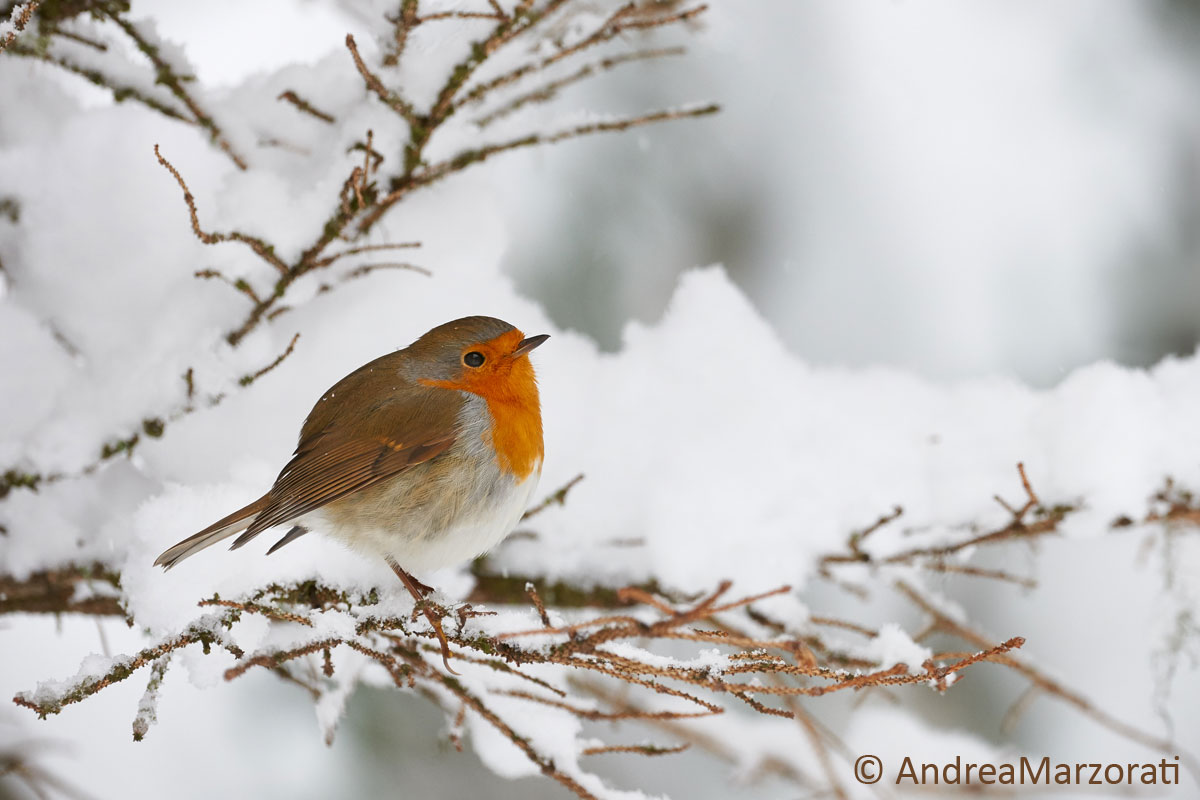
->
[310,464,541,574]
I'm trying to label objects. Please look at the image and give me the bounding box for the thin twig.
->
[460,3,706,110]
[896,578,1194,773]
[437,675,599,800]
[6,43,190,121]
[154,146,287,274]
[0,1,40,54]
[238,334,301,388]
[358,103,720,233]
[419,10,506,22]
[277,90,335,123]
[345,34,418,126]
[522,473,585,520]
[108,15,247,169]
[474,47,685,127]
[581,742,689,756]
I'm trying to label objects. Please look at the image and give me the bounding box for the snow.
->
[486,267,1200,601]
[0,4,32,45]
[314,647,370,745]
[2,2,1199,799]
[858,623,932,673]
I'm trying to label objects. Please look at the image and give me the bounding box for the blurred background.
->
[497,0,1200,386]
[131,0,1200,387]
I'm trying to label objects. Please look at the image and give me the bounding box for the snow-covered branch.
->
[10,469,1199,795]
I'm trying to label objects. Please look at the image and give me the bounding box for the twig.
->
[108,15,247,169]
[526,582,552,627]
[223,638,343,682]
[522,473,585,520]
[789,701,849,800]
[419,10,506,22]
[427,0,575,125]
[345,34,418,126]
[131,655,171,741]
[896,578,1195,773]
[437,675,600,800]
[198,596,313,627]
[358,103,720,233]
[311,241,421,269]
[581,742,689,756]
[820,464,1071,588]
[0,2,40,53]
[13,615,240,718]
[238,333,300,387]
[154,146,287,274]
[498,689,713,721]
[919,561,1037,588]
[193,269,262,304]
[808,616,878,639]
[6,43,190,121]
[332,263,432,285]
[277,90,335,123]
[48,25,108,51]
[381,0,419,66]
[459,3,706,109]
[474,47,686,127]
[848,505,903,558]
[0,324,309,503]
[0,564,123,616]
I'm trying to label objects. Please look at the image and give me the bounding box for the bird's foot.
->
[385,556,459,675]
[409,574,436,597]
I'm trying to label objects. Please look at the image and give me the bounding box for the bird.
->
[154,315,548,670]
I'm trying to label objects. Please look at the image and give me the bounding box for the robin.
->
[154,316,548,670]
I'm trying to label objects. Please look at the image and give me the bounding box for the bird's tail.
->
[154,495,270,569]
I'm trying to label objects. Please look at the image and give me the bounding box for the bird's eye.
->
[463,351,485,368]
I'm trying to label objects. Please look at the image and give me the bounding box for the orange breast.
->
[483,392,543,479]
[420,329,544,479]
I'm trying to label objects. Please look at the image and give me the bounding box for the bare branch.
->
[106,15,246,169]
[345,34,418,126]
[438,675,600,800]
[418,10,506,22]
[312,241,422,269]
[236,331,297,383]
[580,742,689,757]
[474,47,685,128]
[13,614,241,718]
[6,43,191,122]
[154,145,287,274]
[277,90,335,124]
[0,564,122,617]
[460,3,705,109]
[359,103,720,232]
[131,655,171,741]
[521,472,585,521]
[896,579,1191,766]
[193,269,262,304]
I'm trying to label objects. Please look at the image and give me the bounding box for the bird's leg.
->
[408,572,436,597]
[385,556,458,676]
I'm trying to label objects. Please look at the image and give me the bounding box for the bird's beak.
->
[513,334,550,357]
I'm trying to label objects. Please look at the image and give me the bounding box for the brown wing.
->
[230,360,464,549]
